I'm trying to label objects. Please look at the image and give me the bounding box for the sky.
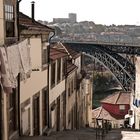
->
[20,0,140,25]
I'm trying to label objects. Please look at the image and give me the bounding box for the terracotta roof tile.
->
[19,12,54,32]
[50,47,67,60]
[100,91,130,105]
[65,45,81,59]
[66,62,77,75]
[52,42,80,59]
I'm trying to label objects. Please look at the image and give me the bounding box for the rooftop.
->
[101,91,130,105]
[92,106,116,121]
[19,12,54,33]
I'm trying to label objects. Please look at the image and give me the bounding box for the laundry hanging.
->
[0,47,12,93]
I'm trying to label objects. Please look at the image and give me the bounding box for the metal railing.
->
[96,118,112,139]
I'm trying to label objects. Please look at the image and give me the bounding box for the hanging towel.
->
[7,44,22,87]
[18,39,31,74]
[0,47,12,93]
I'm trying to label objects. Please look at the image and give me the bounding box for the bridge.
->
[62,41,140,91]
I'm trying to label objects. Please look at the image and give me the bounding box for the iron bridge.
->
[62,41,140,91]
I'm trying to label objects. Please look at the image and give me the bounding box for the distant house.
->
[101,91,130,119]
[92,91,130,128]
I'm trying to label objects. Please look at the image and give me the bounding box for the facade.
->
[83,76,93,127]
[92,91,130,128]
[0,2,93,140]
[49,46,67,132]
[132,56,140,129]
[19,12,54,136]
[48,42,92,131]
[0,0,18,140]
[68,13,77,23]
[0,1,54,139]
[101,92,130,119]
[65,62,77,129]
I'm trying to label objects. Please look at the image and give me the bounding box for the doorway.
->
[33,93,40,135]
[56,96,60,131]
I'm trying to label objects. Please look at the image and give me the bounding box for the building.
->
[0,1,54,139]
[132,56,140,129]
[19,11,54,136]
[84,75,93,127]
[68,13,77,23]
[92,91,130,128]
[0,0,18,140]
[53,13,77,24]
[65,60,77,130]
[49,45,67,132]
[48,42,92,130]
[0,1,93,139]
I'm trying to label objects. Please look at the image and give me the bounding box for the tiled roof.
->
[100,91,130,105]
[50,43,77,75]
[92,107,116,121]
[64,45,81,59]
[50,47,67,60]
[52,42,80,59]
[66,62,77,75]
[19,12,54,32]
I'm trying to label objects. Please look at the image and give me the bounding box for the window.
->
[68,83,71,97]
[119,105,125,111]
[8,89,18,136]
[51,62,55,87]
[57,59,61,83]
[5,4,15,37]
[42,87,48,129]
[71,79,74,93]
[62,58,66,79]
[21,99,30,136]
[68,112,71,124]
[42,47,48,67]
[5,5,14,20]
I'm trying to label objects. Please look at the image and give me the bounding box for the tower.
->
[69,13,77,23]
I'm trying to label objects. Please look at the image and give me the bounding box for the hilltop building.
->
[53,13,77,24]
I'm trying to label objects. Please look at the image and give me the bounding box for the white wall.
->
[20,37,48,135]
[49,80,65,104]
[20,38,48,102]
[135,57,140,129]
[49,58,65,104]
[74,56,81,74]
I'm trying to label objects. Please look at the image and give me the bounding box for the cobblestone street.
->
[18,128,122,140]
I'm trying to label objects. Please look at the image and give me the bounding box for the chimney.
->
[31,1,35,22]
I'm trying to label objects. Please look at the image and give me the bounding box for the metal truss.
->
[63,41,140,55]
[63,42,135,91]
[85,49,133,91]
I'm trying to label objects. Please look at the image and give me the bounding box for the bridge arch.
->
[63,42,135,91]
[83,49,134,91]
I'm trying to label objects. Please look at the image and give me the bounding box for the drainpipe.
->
[17,0,22,136]
[48,31,55,128]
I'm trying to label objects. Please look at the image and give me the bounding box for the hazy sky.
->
[20,0,140,25]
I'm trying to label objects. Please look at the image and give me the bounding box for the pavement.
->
[17,128,140,140]
[121,131,140,140]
